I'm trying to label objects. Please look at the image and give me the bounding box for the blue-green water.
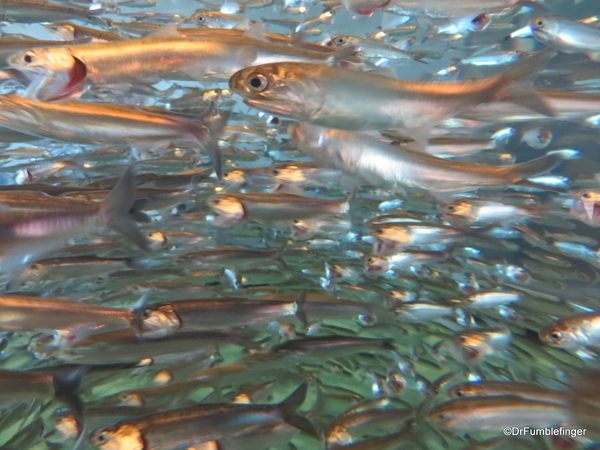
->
[0,0,597,449]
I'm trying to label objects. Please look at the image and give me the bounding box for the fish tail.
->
[279,382,320,439]
[294,290,308,328]
[275,240,289,270]
[492,49,557,117]
[101,166,150,251]
[499,149,579,183]
[188,109,231,180]
[53,366,88,437]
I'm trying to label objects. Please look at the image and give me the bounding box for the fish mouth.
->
[243,99,293,116]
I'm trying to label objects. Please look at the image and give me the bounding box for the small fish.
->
[0,0,108,25]
[90,383,318,449]
[447,381,569,406]
[207,192,350,226]
[364,251,449,277]
[457,290,521,309]
[441,198,547,226]
[539,312,600,349]
[529,15,600,60]
[428,396,572,432]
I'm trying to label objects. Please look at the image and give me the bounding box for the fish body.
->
[447,381,569,406]
[229,48,554,135]
[291,124,575,193]
[388,0,519,18]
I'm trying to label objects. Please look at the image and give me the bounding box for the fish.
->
[0,166,148,273]
[428,396,572,432]
[570,189,600,226]
[290,124,577,193]
[539,312,600,349]
[0,95,228,177]
[0,0,108,25]
[229,50,555,141]
[9,33,355,102]
[529,15,600,60]
[90,383,318,449]
[207,192,350,226]
[446,381,569,405]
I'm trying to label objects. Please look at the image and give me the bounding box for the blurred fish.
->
[529,15,600,60]
[570,188,600,226]
[539,312,600,349]
[0,167,148,273]
[0,0,108,25]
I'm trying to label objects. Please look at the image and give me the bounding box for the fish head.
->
[529,16,560,43]
[146,231,167,250]
[291,219,316,240]
[190,11,221,28]
[229,63,324,121]
[90,424,144,450]
[207,194,246,226]
[441,200,477,225]
[143,304,181,337]
[8,47,87,102]
[43,22,76,40]
[363,255,389,277]
[328,35,354,48]
[571,189,600,225]
[539,321,588,349]
[427,403,461,429]
[521,127,553,149]
[447,382,481,398]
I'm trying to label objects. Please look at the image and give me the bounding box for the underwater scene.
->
[0,0,599,449]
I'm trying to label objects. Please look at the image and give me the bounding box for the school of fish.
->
[0,0,598,449]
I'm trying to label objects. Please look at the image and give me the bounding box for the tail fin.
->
[53,367,88,437]
[188,109,231,180]
[493,50,556,117]
[279,383,320,439]
[294,290,308,328]
[499,149,579,183]
[101,166,150,251]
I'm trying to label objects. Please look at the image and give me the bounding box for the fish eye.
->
[335,37,347,45]
[95,433,108,442]
[212,198,220,204]
[23,54,33,63]
[445,205,456,212]
[549,331,563,342]
[536,19,544,27]
[197,15,206,23]
[437,412,450,421]
[272,169,279,175]
[581,192,593,199]
[455,389,465,397]
[366,257,373,263]
[246,73,269,92]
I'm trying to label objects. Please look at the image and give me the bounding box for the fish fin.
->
[131,293,150,336]
[233,17,253,30]
[143,23,180,38]
[279,383,320,439]
[493,50,557,116]
[243,21,267,40]
[53,366,88,437]
[101,166,151,251]
[328,45,357,64]
[275,240,289,270]
[187,109,231,179]
[403,123,434,150]
[294,290,308,328]
[501,149,579,183]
